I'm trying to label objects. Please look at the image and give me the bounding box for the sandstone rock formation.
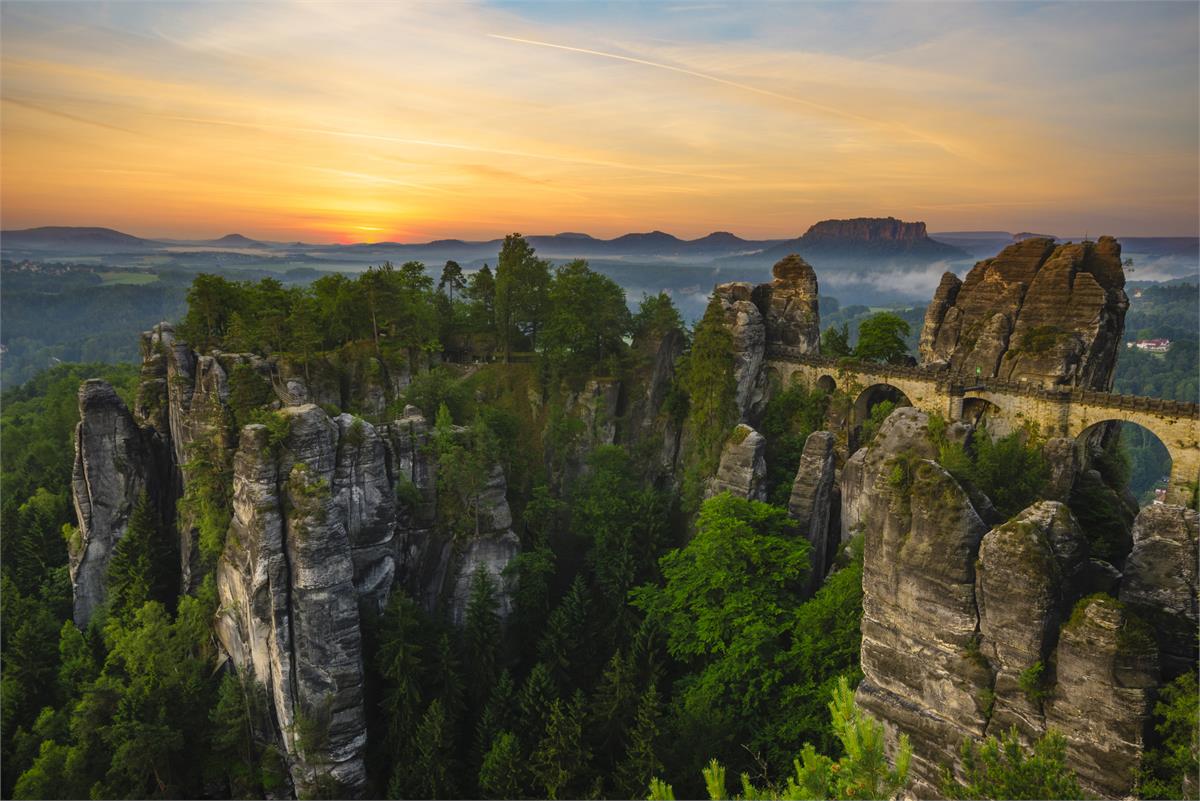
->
[845,406,1181,798]
[787,430,838,595]
[1120,503,1200,675]
[69,380,163,626]
[919,237,1128,389]
[850,410,990,791]
[712,255,822,422]
[619,327,686,481]
[707,424,767,501]
[754,255,821,353]
[975,501,1086,741]
[1045,594,1159,799]
[712,282,767,422]
[215,407,371,795]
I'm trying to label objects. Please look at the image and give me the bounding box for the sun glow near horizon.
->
[1,1,1197,242]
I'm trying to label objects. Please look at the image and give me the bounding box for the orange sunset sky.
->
[2,1,1198,243]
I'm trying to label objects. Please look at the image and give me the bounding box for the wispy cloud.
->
[0,0,1195,241]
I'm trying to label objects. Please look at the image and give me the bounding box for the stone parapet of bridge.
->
[764,345,1200,505]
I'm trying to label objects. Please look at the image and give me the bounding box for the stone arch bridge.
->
[765,346,1200,505]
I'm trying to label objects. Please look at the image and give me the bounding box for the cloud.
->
[0,0,1195,240]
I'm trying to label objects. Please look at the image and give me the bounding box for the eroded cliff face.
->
[215,406,376,796]
[844,407,1195,798]
[919,236,1128,389]
[713,254,821,422]
[706,424,767,501]
[69,380,165,626]
[72,325,531,797]
[849,410,990,790]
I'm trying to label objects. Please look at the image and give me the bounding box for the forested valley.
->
[1,235,1196,801]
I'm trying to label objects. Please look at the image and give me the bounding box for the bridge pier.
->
[1168,450,1200,507]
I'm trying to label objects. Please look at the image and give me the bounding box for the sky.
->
[1,1,1197,243]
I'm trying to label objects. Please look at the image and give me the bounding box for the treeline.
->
[175,234,658,387]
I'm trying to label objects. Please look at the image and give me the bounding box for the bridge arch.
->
[959,397,1011,438]
[852,383,913,449]
[1065,404,1199,506]
[1074,420,1177,508]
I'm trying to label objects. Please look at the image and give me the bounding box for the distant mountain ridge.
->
[4,224,1195,270]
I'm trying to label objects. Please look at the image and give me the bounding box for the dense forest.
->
[1,237,1196,800]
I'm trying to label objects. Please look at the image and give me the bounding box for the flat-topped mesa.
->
[803,216,929,243]
[919,236,1128,389]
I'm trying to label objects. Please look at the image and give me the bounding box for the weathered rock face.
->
[383,406,520,625]
[851,409,990,792]
[449,464,521,627]
[713,282,767,422]
[754,255,821,353]
[1045,595,1159,799]
[333,414,397,612]
[846,405,1182,798]
[975,501,1087,742]
[839,407,939,542]
[711,255,824,423]
[1119,503,1200,675]
[919,237,1128,389]
[707,424,767,501]
[788,431,838,594]
[69,380,164,626]
[216,407,369,796]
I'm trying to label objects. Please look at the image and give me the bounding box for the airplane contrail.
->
[165,115,734,181]
[487,33,969,160]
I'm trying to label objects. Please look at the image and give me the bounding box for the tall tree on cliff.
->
[679,296,738,507]
[494,234,550,361]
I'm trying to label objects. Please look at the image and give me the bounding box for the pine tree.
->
[615,683,665,798]
[106,491,158,621]
[589,650,636,767]
[537,576,591,689]
[529,691,591,800]
[410,699,459,800]
[478,730,525,800]
[374,593,426,753]
[517,663,557,751]
[463,569,500,710]
[474,670,516,772]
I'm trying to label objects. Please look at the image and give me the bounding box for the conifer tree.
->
[517,663,557,751]
[530,691,591,800]
[479,730,525,800]
[106,491,159,621]
[463,569,500,710]
[616,683,665,798]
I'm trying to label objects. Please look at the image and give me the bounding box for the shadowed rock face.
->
[1120,503,1200,675]
[975,501,1087,742]
[1046,595,1159,799]
[713,282,767,422]
[919,236,1128,389]
[69,380,162,626]
[707,424,767,501]
[788,431,838,595]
